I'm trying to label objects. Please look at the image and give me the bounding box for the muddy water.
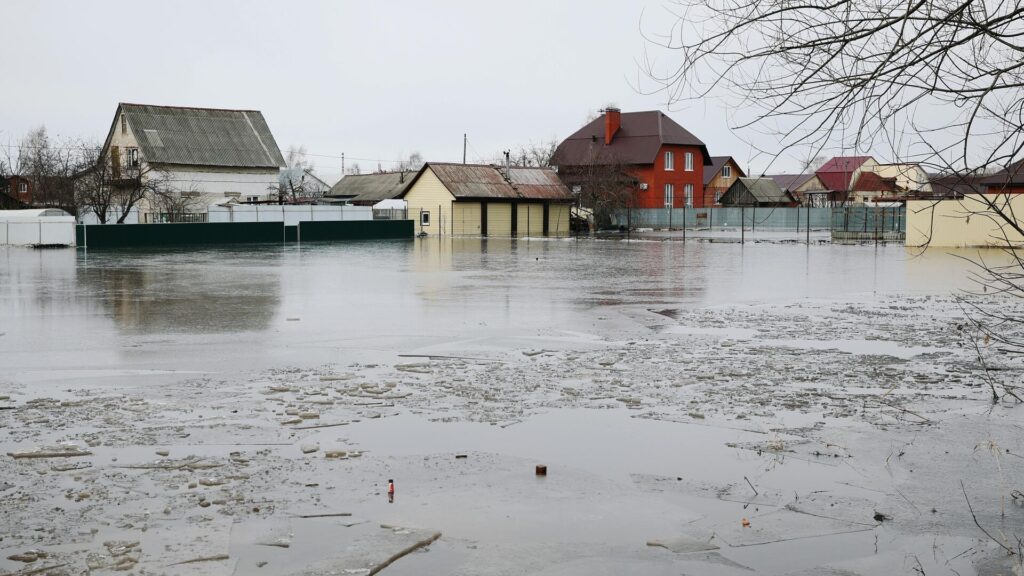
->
[1,238,1022,576]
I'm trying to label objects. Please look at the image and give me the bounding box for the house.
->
[719,177,797,207]
[98,103,286,220]
[871,163,931,195]
[398,163,574,237]
[849,171,901,204]
[325,171,415,206]
[3,175,32,205]
[551,108,712,210]
[704,156,745,205]
[981,159,1024,193]
[815,156,878,204]
[276,168,331,202]
[928,173,985,199]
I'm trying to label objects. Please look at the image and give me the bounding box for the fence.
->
[207,204,372,225]
[615,207,834,230]
[373,208,408,221]
[830,206,905,242]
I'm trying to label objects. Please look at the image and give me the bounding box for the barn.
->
[719,178,799,207]
[399,163,574,237]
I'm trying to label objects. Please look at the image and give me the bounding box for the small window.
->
[722,165,731,178]
[246,195,260,203]
[664,151,675,171]
[121,115,127,135]
[663,183,674,207]
[125,147,140,168]
[18,182,27,193]
[420,211,431,226]
[715,191,722,203]
[685,152,694,171]
[684,184,694,207]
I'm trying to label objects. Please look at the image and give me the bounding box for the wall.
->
[453,202,482,235]
[548,204,571,236]
[0,216,77,246]
[872,164,932,193]
[631,145,707,209]
[404,167,455,236]
[906,194,1024,247]
[487,203,512,236]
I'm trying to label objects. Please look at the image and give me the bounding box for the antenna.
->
[463,133,467,165]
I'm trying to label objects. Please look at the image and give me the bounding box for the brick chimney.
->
[604,107,621,145]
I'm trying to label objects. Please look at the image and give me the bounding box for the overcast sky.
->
[1,0,801,182]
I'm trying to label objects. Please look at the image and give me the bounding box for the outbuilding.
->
[0,209,76,247]
[399,163,574,237]
[719,178,798,207]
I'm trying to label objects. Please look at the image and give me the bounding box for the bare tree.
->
[5,126,80,213]
[75,143,167,224]
[395,151,425,172]
[556,149,637,229]
[510,140,559,168]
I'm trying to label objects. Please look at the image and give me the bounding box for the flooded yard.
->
[1,237,1022,575]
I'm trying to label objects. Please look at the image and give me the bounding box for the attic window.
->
[121,116,127,135]
[722,165,731,178]
[143,129,163,147]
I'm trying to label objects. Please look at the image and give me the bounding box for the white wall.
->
[0,217,76,246]
[78,208,140,225]
[207,205,372,224]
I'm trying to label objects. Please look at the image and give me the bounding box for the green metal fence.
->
[298,219,414,241]
[77,220,414,248]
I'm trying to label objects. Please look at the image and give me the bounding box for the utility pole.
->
[341,153,345,175]
[463,134,467,165]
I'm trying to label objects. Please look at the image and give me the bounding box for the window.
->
[18,182,27,193]
[722,165,731,178]
[663,183,674,207]
[685,152,694,171]
[246,195,260,203]
[685,184,694,207]
[715,191,722,203]
[121,115,127,135]
[420,211,431,227]
[664,151,675,171]
[125,147,139,168]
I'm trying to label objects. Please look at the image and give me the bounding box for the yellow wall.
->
[515,203,545,236]
[488,203,512,236]
[906,194,1024,247]
[548,203,570,237]
[404,168,455,236]
[453,202,482,235]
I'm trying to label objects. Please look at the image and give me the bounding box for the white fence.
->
[204,205,372,225]
[1,217,77,246]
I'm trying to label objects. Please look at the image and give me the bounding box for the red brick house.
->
[551,108,712,210]
[3,175,32,204]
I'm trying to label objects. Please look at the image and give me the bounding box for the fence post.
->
[741,206,745,244]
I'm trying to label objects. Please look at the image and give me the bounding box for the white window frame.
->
[664,183,674,207]
[722,165,731,178]
[18,181,27,193]
[420,211,431,227]
[684,184,694,207]
[246,195,260,203]
[715,190,722,203]
[125,147,140,169]
[664,151,675,171]
[685,152,694,172]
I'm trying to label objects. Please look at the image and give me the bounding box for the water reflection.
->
[76,247,282,334]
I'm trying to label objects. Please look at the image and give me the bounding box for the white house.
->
[99,103,286,221]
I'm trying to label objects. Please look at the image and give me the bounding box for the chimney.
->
[604,107,621,145]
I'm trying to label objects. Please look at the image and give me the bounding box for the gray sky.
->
[1,0,779,182]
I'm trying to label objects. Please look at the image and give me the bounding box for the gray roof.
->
[721,177,794,205]
[764,173,817,192]
[402,163,574,201]
[113,103,286,169]
[328,171,415,203]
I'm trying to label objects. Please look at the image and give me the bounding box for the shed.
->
[0,209,76,247]
[399,163,574,237]
[327,172,415,205]
[719,178,798,207]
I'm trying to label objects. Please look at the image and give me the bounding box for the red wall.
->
[629,145,706,209]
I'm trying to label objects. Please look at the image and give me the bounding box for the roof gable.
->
[722,177,792,204]
[704,156,744,185]
[402,163,573,201]
[107,103,286,169]
[552,110,712,167]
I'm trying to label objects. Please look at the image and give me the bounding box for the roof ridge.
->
[119,102,265,113]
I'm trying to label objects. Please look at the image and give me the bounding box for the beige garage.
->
[400,163,574,237]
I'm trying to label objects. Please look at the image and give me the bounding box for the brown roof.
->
[401,163,574,202]
[851,171,898,193]
[551,110,711,167]
[929,173,985,197]
[816,156,875,190]
[980,159,1024,188]
[764,173,818,192]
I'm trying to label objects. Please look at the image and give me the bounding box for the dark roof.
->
[851,172,898,193]
[327,171,415,203]
[980,159,1024,188]
[402,163,574,201]
[929,173,985,197]
[108,103,286,169]
[815,156,874,191]
[721,177,794,205]
[703,156,744,185]
[551,110,711,167]
[764,173,818,192]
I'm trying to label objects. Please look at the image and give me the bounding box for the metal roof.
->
[404,163,574,201]
[115,103,286,169]
[851,172,898,193]
[704,156,744,185]
[328,171,415,203]
[980,159,1024,188]
[764,173,819,192]
[552,111,712,167]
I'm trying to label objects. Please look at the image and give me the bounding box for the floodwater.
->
[1,237,1023,576]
